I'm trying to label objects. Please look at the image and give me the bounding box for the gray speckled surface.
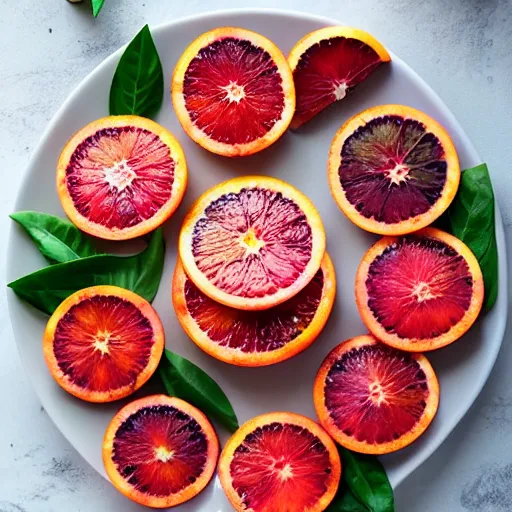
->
[1,0,511,510]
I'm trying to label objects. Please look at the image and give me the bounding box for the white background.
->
[1,0,511,511]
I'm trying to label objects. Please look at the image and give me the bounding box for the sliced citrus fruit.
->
[103,395,219,508]
[172,253,335,366]
[328,105,460,235]
[43,285,164,402]
[219,412,341,512]
[355,228,484,351]
[179,176,326,311]
[314,335,439,455]
[288,26,391,129]
[172,27,295,157]
[57,115,187,240]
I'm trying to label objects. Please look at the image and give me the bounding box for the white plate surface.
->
[6,9,508,511]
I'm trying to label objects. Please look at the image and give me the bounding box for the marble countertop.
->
[1,0,511,510]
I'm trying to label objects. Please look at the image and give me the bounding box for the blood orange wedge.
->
[172,27,295,157]
[172,253,336,366]
[328,105,460,235]
[179,176,326,311]
[103,395,219,508]
[288,26,391,129]
[57,115,187,240]
[43,285,164,403]
[218,412,341,512]
[355,228,484,352]
[314,335,440,455]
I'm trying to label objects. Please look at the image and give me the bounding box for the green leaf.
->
[109,25,164,118]
[327,486,369,511]
[91,0,105,17]
[8,228,164,314]
[339,448,394,512]
[159,349,239,433]
[10,211,99,264]
[442,163,498,311]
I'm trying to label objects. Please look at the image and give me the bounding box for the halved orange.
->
[314,335,439,455]
[218,412,341,512]
[172,27,295,157]
[57,115,187,240]
[355,227,484,352]
[43,285,164,402]
[328,105,460,235]
[179,176,326,311]
[103,395,219,508]
[288,26,390,129]
[172,253,335,366]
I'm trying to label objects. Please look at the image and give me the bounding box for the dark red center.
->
[66,126,174,229]
[339,116,448,224]
[230,422,333,511]
[192,187,313,298]
[366,236,473,339]
[183,37,285,144]
[112,405,208,497]
[324,344,429,444]
[53,295,155,392]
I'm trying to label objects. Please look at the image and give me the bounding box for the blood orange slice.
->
[356,228,484,351]
[179,176,326,311]
[57,115,187,240]
[172,27,295,157]
[172,253,335,366]
[103,395,219,508]
[328,105,460,235]
[288,26,390,129]
[218,412,341,512]
[43,286,164,402]
[314,335,439,455]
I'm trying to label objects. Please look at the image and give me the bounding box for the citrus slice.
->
[218,412,341,512]
[355,228,484,351]
[172,27,295,157]
[288,26,390,129]
[43,285,164,402]
[179,176,326,311]
[57,115,187,240]
[328,105,460,235]
[103,395,219,508]
[314,335,439,455]
[172,253,335,366]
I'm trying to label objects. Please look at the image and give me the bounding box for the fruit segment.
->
[57,115,187,240]
[356,228,484,351]
[179,176,326,311]
[289,26,391,128]
[103,395,219,508]
[328,105,460,235]
[172,27,295,157]
[172,253,336,366]
[314,335,440,454]
[219,412,341,512]
[43,286,164,402]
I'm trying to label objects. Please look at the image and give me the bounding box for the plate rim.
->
[6,7,509,492]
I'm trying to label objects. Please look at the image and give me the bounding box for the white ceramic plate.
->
[7,9,508,510]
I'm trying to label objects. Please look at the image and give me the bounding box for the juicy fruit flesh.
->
[112,405,208,497]
[53,295,155,392]
[66,126,174,229]
[183,37,285,145]
[230,422,334,511]
[192,187,313,299]
[324,344,429,444]
[366,236,473,340]
[294,37,382,126]
[339,116,447,224]
[185,266,324,352]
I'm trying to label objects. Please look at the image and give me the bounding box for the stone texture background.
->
[0,0,511,510]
